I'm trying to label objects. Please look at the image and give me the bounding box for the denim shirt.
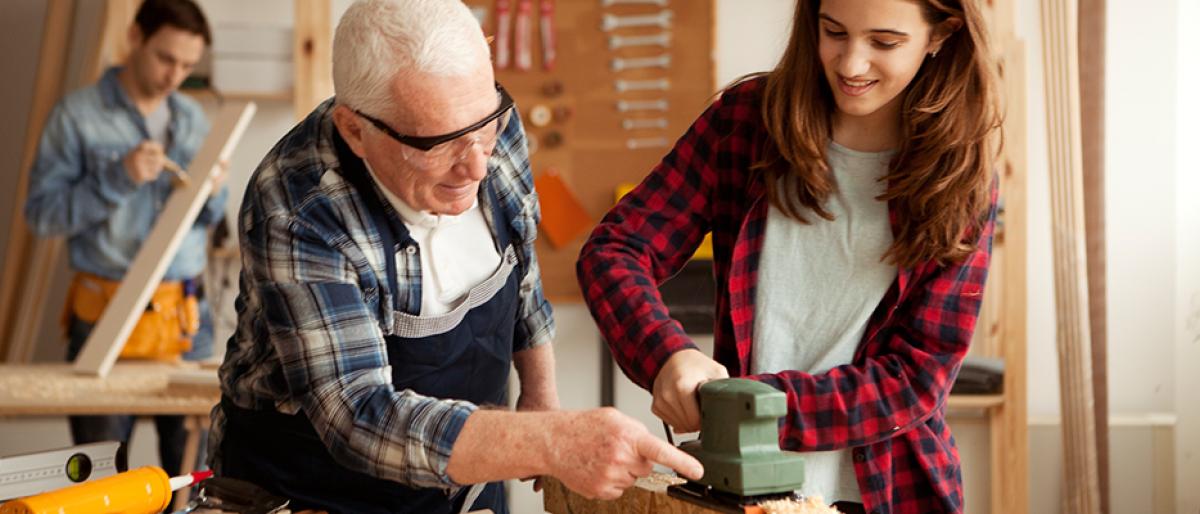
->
[24,66,227,281]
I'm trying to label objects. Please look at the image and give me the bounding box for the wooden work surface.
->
[0,363,219,416]
[543,474,718,514]
[543,474,839,514]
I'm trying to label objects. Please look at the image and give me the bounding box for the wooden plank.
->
[946,394,1004,410]
[0,363,219,416]
[81,0,137,84]
[5,0,139,364]
[543,474,717,514]
[1151,424,1175,514]
[543,475,839,514]
[71,102,257,378]
[1077,1,1109,512]
[5,240,65,363]
[1040,0,1102,512]
[0,0,76,361]
[992,36,1031,514]
[293,0,333,120]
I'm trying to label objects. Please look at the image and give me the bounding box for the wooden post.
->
[82,0,137,84]
[0,0,75,361]
[4,0,140,364]
[1040,0,1102,512]
[991,36,1030,514]
[72,102,256,378]
[293,0,333,120]
[1077,1,1109,512]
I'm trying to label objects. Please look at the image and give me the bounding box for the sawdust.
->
[758,495,843,514]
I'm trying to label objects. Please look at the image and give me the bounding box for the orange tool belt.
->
[62,272,200,361]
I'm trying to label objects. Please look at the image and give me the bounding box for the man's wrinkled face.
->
[361,65,501,215]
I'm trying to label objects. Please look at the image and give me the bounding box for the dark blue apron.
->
[217,132,521,514]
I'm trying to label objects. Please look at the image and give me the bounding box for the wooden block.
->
[71,102,257,378]
[293,0,333,119]
[542,475,839,514]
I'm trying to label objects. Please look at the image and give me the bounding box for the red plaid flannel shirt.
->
[577,78,997,514]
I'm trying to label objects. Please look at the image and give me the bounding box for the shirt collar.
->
[98,65,182,118]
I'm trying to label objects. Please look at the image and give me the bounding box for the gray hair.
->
[333,0,489,116]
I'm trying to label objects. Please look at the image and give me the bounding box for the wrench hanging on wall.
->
[602,0,668,6]
[601,10,673,31]
[609,32,672,50]
[612,54,670,72]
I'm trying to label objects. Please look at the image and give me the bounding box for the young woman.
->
[577,0,1002,512]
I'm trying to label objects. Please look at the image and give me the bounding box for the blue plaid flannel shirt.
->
[209,98,554,489]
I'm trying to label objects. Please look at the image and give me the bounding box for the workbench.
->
[0,363,220,511]
[0,363,219,416]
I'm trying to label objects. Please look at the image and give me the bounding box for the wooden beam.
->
[5,0,140,364]
[1077,1,1109,512]
[1040,0,1102,512]
[992,35,1031,514]
[72,102,257,378]
[293,0,333,120]
[543,475,836,514]
[0,0,76,361]
[82,0,137,84]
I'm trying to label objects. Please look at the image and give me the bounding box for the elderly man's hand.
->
[545,407,703,500]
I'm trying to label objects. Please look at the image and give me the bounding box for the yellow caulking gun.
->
[0,466,212,514]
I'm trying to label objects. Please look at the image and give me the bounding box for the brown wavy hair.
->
[755,0,1002,268]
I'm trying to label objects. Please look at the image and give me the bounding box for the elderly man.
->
[208,1,701,513]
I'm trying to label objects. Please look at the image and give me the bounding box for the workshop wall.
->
[1,0,1197,512]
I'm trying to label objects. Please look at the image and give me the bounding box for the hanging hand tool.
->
[539,0,557,70]
[601,10,673,31]
[494,0,512,69]
[609,31,672,50]
[514,0,534,71]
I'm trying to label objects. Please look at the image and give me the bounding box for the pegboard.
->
[464,0,716,302]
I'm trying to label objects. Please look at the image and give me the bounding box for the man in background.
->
[23,0,227,480]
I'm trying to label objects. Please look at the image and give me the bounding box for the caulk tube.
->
[0,466,211,514]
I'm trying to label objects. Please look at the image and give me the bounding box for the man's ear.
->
[331,104,370,159]
[127,24,145,50]
[930,17,963,54]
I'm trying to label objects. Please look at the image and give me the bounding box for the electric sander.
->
[667,378,807,513]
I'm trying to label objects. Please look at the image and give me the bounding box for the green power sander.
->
[667,378,807,513]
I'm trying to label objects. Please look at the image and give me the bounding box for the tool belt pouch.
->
[64,273,197,361]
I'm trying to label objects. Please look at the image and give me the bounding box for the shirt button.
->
[853,450,866,462]
[405,246,417,255]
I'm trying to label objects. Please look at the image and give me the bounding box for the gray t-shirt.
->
[750,141,897,503]
[145,99,171,147]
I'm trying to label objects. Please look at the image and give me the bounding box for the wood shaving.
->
[758,495,842,514]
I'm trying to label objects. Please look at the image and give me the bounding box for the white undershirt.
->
[365,164,501,316]
[751,141,897,503]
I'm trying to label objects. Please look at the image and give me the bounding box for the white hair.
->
[333,0,489,116]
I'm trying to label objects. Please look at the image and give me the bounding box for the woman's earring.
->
[930,49,939,58]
